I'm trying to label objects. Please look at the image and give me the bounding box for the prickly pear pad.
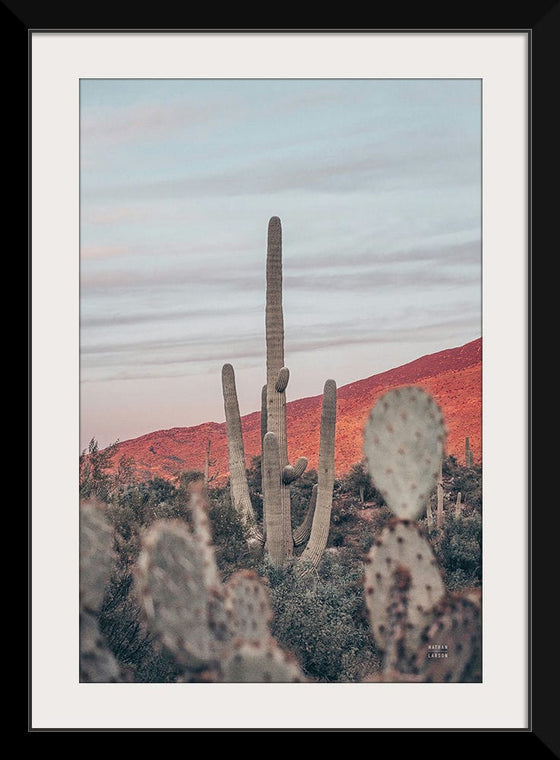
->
[224,569,273,643]
[221,639,307,683]
[363,386,447,520]
[364,518,445,662]
[135,519,228,669]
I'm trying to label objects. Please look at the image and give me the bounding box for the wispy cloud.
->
[80,244,131,260]
[81,301,262,328]
[80,98,222,150]
[81,301,480,383]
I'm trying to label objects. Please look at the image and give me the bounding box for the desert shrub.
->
[443,456,482,511]
[98,569,181,683]
[338,460,384,505]
[266,553,381,682]
[288,468,319,529]
[431,511,482,591]
[327,494,362,549]
[207,489,261,578]
[79,438,120,502]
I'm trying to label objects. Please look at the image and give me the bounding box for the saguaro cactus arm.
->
[296,379,337,574]
[221,363,257,528]
[282,456,308,484]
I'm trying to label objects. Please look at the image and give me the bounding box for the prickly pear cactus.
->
[79,499,122,682]
[361,386,481,682]
[363,518,445,664]
[412,590,482,682]
[135,518,230,671]
[80,498,115,613]
[363,386,446,520]
[221,639,306,683]
[134,486,306,682]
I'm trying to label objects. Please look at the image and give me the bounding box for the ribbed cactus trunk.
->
[264,216,293,561]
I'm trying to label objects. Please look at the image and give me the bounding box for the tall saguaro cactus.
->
[222,216,337,574]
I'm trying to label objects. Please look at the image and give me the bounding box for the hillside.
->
[103,337,482,483]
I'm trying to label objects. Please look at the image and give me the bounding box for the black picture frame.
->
[23,12,550,746]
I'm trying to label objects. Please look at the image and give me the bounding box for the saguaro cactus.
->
[222,217,337,573]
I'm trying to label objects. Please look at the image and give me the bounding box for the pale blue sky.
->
[80,77,481,451]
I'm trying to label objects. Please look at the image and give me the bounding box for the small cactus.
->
[465,436,474,467]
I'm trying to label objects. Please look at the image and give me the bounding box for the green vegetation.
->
[80,436,481,683]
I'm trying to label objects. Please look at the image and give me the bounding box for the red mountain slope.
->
[104,338,482,483]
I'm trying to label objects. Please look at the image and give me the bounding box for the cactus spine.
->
[222,216,337,572]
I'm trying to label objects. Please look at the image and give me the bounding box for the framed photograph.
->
[30,28,535,733]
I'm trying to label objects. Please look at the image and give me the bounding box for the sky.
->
[79,77,481,452]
